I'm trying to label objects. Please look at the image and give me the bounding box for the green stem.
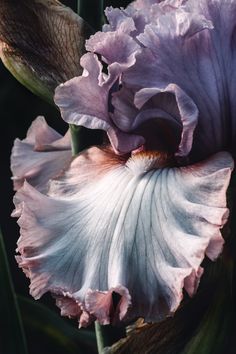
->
[70,125,83,156]
[0,229,28,354]
[95,322,126,354]
[95,322,106,354]
[69,124,104,156]
[77,0,104,30]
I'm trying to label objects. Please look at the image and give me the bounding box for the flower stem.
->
[95,321,126,354]
[69,125,83,156]
[77,0,104,30]
[69,124,104,156]
[95,322,106,354]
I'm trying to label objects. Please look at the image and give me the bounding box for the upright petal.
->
[134,84,198,157]
[55,53,113,130]
[124,0,236,159]
[13,149,233,327]
[103,7,136,34]
[11,116,71,193]
[86,31,139,71]
[55,0,236,158]
[55,53,145,154]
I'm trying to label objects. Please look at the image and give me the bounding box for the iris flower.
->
[11,0,235,327]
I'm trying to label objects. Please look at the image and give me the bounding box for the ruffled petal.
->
[13,149,233,327]
[123,0,236,159]
[55,0,236,159]
[55,52,145,154]
[103,7,136,34]
[11,116,71,193]
[54,53,114,130]
[86,31,139,70]
[103,1,177,43]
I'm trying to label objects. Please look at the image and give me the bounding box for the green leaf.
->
[18,295,97,354]
[0,229,28,354]
[0,0,94,104]
[182,262,234,354]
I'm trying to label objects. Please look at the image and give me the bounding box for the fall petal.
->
[19,115,62,146]
[48,147,125,197]
[85,286,131,325]
[14,150,233,326]
[11,116,71,193]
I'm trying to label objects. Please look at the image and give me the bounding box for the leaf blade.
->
[0,229,28,354]
[18,295,97,354]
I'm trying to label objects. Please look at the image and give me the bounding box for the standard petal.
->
[123,0,189,37]
[55,53,145,154]
[55,0,236,159]
[11,116,71,193]
[0,0,93,102]
[123,0,236,159]
[134,84,198,157]
[14,150,233,326]
[103,7,136,34]
[55,53,113,130]
[86,31,139,71]
[111,84,195,155]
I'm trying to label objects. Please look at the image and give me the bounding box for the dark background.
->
[0,1,131,353]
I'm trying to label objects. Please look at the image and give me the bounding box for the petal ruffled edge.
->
[13,150,233,326]
[11,116,71,192]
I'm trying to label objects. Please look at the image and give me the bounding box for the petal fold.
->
[54,0,236,158]
[13,149,233,326]
[55,53,145,154]
[134,84,198,157]
[54,53,114,130]
[11,116,71,193]
[123,0,236,159]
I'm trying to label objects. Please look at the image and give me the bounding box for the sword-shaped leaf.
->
[18,295,97,354]
[0,229,28,354]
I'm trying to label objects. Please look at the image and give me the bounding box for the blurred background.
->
[0,1,131,353]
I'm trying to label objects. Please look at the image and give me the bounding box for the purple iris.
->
[12,0,235,327]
